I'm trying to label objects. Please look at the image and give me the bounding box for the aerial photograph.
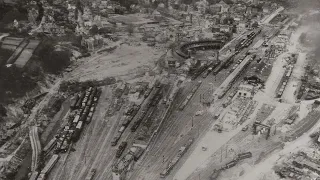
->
[1,0,320,180]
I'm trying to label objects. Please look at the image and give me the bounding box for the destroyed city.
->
[2,0,320,180]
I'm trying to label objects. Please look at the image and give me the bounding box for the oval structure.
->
[175,40,224,59]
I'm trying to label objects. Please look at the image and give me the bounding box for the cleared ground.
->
[68,44,163,82]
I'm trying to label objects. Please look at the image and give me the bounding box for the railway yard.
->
[3,2,320,180]
[40,14,316,180]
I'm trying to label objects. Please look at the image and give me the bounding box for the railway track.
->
[30,126,41,172]
[288,110,320,141]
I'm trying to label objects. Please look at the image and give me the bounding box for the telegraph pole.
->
[225,145,228,158]
[197,124,200,138]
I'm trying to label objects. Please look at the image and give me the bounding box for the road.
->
[238,108,320,180]
[172,55,253,180]
[29,126,41,172]
[127,66,231,179]
[126,23,270,180]
[261,7,285,25]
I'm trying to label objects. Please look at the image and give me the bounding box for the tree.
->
[252,21,259,28]
[0,66,37,102]
[299,33,307,44]
[168,42,177,49]
[98,27,115,34]
[127,24,134,36]
[38,40,71,74]
[89,25,99,35]
[43,49,71,74]
[0,104,7,117]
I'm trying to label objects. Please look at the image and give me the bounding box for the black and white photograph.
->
[0,0,320,179]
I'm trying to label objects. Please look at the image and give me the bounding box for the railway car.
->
[72,114,80,125]
[144,88,152,98]
[92,87,97,96]
[43,137,57,153]
[175,48,189,59]
[111,133,121,146]
[85,169,96,180]
[87,87,93,93]
[29,171,39,180]
[237,152,252,160]
[40,154,59,176]
[130,120,141,132]
[60,139,69,153]
[160,169,170,178]
[36,173,45,180]
[76,92,86,108]
[116,141,127,158]
[70,94,79,110]
[224,160,237,169]
[210,169,221,180]
[90,105,95,113]
[78,113,86,123]
[93,89,102,103]
[86,112,93,124]
[129,146,144,161]
[82,96,88,105]
[122,116,133,127]
[222,56,235,69]
[212,66,221,75]
[192,81,202,93]
[150,94,162,106]
[83,106,90,117]
[235,39,246,51]
[71,121,84,142]
[87,94,94,107]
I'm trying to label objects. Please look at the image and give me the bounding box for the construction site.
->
[2,0,320,180]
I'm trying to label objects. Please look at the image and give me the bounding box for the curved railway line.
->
[30,126,41,172]
[175,40,224,59]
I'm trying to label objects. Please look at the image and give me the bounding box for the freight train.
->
[234,29,261,52]
[116,141,127,158]
[130,84,163,132]
[131,109,148,132]
[237,152,252,160]
[52,87,102,154]
[36,154,60,180]
[160,139,193,178]
[202,60,221,78]
[179,81,202,110]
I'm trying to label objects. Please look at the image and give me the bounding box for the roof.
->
[217,0,230,7]
[14,40,41,68]
[152,10,161,15]
[245,62,271,82]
